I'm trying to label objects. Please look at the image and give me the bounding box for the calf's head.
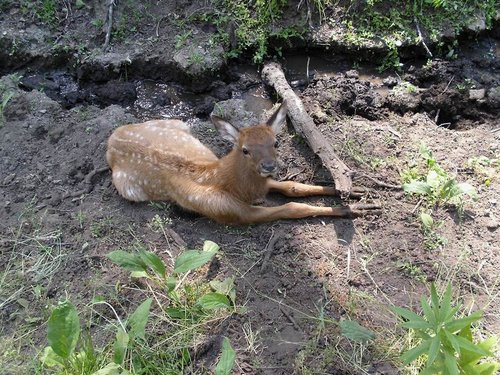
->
[211,102,288,178]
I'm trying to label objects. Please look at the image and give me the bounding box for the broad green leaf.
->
[40,346,65,367]
[392,306,427,323]
[139,250,166,278]
[113,327,129,365]
[165,307,188,320]
[214,337,236,375]
[439,177,458,200]
[403,181,432,195]
[91,363,122,375]
[127,299,152,340]
[210,277,236,305]
[166,276,177,293]
[420,212,434,229]
[92,296,106,303]
[419,142,433,161]
[444,351,459,375]
[339,320,376,344]
[203,240,220,252]
[401,340,431,364]
[107,250,147,272]
[174,244,219,274]
[445,311,483,333]
[130,270,150,279]
[427,335,441,367]
[47,300,81,359]
[426,170,441,189]
[456,182,478,200]
[197,292,231,310]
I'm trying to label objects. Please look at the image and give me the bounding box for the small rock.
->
[466,12,486,32]
[345,70,359,79]
[486,221,499,230]
[47,192,62,207]
[383,76,398,87]
[486,87,500,109]
[469,88,486,100]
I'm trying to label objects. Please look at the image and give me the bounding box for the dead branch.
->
[262,62,353,198]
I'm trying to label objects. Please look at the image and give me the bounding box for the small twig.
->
[491,128,500,134]
[66,166,109,199]
[155,16,166,38]
[414,16,433,58]
[103,0,116,51]
[353,172,401,190]
[165,227,187,249]
[411,198,423,214]
[283,168,305,181]
[306,56,310,85]
[280,306,301,331]
[386,125,401,138]
[434,108,440,124]
[438,122,451,128]
[442,76,454,94]
[346,246,351,279]
[260,229,282,273]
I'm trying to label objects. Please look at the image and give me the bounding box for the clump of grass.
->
[40,240,238,374]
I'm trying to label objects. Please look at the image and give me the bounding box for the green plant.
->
[398,261,427,282]
[107,240,237,320]
[215,337,236,375]
[420,212,447,251]
[402,143,477,214]
[90,218,114,238]
[175,30,192,49]
[393,283,499,374]
[40,241,238,374]
[466,155,499,187]
[0,90,13,125]
[40,300,104,374]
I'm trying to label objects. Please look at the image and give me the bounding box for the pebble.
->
[469,88,486,100]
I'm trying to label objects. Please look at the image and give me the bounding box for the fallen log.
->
[262,62,353,197]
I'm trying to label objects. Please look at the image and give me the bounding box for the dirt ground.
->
[0,1,499,374]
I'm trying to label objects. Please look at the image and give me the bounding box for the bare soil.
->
[0,1,499,374]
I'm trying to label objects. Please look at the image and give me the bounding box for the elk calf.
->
[106,102,378,224]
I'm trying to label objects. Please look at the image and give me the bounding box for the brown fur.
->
[106,103,378,224]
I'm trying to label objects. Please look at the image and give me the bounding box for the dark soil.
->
[0,1,499,374]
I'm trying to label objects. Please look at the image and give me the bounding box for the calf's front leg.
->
[266,179,368,198]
